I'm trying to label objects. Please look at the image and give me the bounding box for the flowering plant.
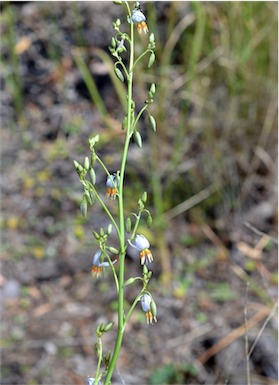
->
[73,2,157,384]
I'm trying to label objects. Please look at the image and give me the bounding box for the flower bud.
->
[93,231,100,240]
[88,135,99,151]
[104,322,114,332]
[80,199,87,218]
[125,217,132,233]
[149,115,156,132]
[114,67,124,82]
[138,199,144,210]
[84,156,90,171]
[111,37,116,48]
[84,190,93,206]
[150,83,156,94]
[122,115,128,130]
[141,191,147,203]
[89,168,96,185]
[124,277,137,286]
[134,131,142,148]
[143,265,149,275]
[147,214,152,227]
[150,299,157,319]
[149,33,155,44]
[107,246,119,254]
[107,224,112,235]
[148,52,155,68]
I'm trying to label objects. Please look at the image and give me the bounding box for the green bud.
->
[149,33,155,44]
[80,199,87,218]
[107,246,119,254]
[111,37,116,48]
[148,52,156,68]
[148,91,153,99]
[84,156,89,171]
[89,190,95,205]
[84,190,93,205]
[113,0,123,4]
[114,67,124,82]
[88,135,99,151]
[116,18,121,27]
[143,265,149,275]
[107,224,112,235]
[96,325,102,337]
[124,277,137,286]
[151,300,157,320]
[149,115,156,132]
[150,83,156,94]
[141,191,147,203]
[104,350,111,366]
[89,168,96,185]
[125,217,131,233]
[147,271,152,279]
[122,115,128,130]
[90,151,96,166]
[104,322,114,332]
[147,214,153,227]
[100,227,105,237]
[93,231,100,240]
[134,131,142,148]
[73,160,80,170]
[138,199,144,210]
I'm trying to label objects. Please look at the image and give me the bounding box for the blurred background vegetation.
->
[1,2,277,385]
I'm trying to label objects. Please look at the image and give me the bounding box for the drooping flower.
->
[132,9,148,35]
[128,234,153,265]
[91,250,109,278]
[106,173,120,200]
[86,376,102,385]
[140,294,157,324]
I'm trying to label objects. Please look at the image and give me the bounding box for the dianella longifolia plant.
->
[73,2,157,385]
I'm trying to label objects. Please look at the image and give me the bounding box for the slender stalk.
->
[103,3,134,383]
[94,339,103,385]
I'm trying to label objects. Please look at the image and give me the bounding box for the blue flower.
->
[128,234,153,265]
[91,250,109,278]
[86,376,102,385]
[106,173,120,200]
[140,294,157,324]
[132,9,148,34]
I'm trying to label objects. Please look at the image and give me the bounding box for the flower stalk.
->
[73,2,157,384]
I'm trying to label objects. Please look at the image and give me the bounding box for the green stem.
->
[105,251,119,293]
[124,290,144,326]
[94,338,102,385]
[88,183,121,240]
[132,48,152,70]
[104,3,134,384]
[132,104,149,132]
